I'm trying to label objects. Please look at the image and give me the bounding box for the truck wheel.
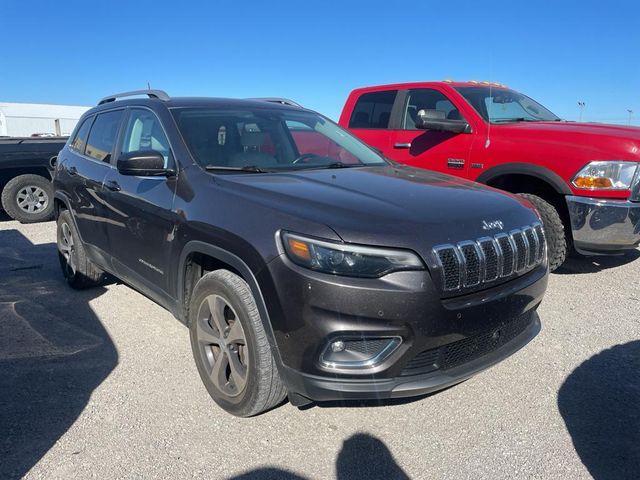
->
[57,210,105,289]
[518,193,568,272]
[189,270,287,417]
[1,174,55,223]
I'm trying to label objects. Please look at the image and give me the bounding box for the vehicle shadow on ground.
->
[553,249,640,275]
[229,432,409,479]
[0,229,118,480]
[558,341,640,479]
[0,211,12,221]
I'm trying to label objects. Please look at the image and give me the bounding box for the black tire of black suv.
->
[57,210,105,289]
[189,270,287,417]
[517,193,568,272]
[1,174,55,223]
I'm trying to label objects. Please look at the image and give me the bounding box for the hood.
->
[216,165,539,251]
[493,121,640,160]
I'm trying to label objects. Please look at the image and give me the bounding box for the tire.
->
[189,270,287,417]
[1,174,55,223]
[57,210,105,289]
[518,193,568,272]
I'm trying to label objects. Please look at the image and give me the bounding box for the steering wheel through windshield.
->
[292,153,319,164]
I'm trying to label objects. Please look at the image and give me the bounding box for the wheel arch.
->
[53,191,72,218]
[476,163,572,196]
[0,167,53,188]
[177,241,283,366]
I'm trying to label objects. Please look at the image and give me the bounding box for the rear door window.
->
[85,110,124,162]
[348,90,397,129]
[70,116,93,153]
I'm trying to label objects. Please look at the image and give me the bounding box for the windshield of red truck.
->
[455,86,560,123]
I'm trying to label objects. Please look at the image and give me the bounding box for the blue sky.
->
[2,0,638,123]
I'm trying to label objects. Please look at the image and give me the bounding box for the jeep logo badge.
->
[482,220,504,231]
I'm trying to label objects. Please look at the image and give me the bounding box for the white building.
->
[0,102,90,137]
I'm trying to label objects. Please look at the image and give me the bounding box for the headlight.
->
[281,232,424,278]
[572,161,639,190]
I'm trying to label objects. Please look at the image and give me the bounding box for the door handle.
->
[393,143,412,149]
[68,166,78,176]
[104,180,121,192]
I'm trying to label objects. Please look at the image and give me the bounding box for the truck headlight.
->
[281,232,424,278]
[572,161,639,190]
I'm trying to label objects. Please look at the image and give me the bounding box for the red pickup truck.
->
[338,81,640,270]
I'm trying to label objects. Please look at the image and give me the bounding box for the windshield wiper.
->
[492,117,541,123]
[204,165,268,173]
[292,162,369,171]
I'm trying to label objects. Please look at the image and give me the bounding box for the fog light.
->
[320,337,402,370]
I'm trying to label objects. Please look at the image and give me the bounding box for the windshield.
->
[455,86,560,123]
[171,108,388,172]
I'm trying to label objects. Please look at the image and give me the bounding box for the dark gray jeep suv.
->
[54,90,548,417]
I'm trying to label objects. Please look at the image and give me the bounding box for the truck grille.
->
[432,223,545,294]
[400,311,534,376]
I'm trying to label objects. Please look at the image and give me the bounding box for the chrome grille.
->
[511,230,528,271]
[433,223,546,293]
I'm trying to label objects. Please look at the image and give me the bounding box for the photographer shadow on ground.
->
[0,229,118,480]
[558,341,640,479]
[229,432,409,480]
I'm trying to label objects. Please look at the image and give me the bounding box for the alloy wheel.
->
[195,294,249,397]
[59,222,77,275]
[17,186,49,214]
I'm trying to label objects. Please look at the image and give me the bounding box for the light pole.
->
[578,101,585,122]
[627,109,633,126]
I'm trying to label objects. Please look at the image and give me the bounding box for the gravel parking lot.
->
[0,215,638,480]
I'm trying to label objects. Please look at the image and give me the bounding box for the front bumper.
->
[281,312,540,402]
[262,254,548,402]
[566,195,640,254]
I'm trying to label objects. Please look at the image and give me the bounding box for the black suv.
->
[54,90,548,417]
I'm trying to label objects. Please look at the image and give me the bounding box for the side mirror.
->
[117,150,174,177]
[415,109,472,134]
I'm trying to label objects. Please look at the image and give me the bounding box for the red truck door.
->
[388,88,475,176]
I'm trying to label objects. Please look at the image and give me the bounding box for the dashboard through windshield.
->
[455,86,560,124]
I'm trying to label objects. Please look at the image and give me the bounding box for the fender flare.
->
[53,191,85,242]
[177,240,284,366]
[475,163,572,195]
[53,190,71,214]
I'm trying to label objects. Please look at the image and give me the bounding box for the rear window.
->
[70,116,93,153]
[348,90,397,129]
[85,110,124,162]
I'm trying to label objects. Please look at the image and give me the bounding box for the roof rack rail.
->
[248,97,302,108]
[98,89,170,105]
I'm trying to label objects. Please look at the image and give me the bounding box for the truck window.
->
[349,90,397,129]
[85,110,124,162]
[403,89,463,129]
[70,116,94,154]
[120,109,173,168]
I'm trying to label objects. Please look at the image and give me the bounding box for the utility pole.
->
[627,109,633,126]
[577,101,585,122]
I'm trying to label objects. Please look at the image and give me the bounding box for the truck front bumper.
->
[567,195,640,254]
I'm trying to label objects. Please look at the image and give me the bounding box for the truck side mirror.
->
[416,109,472,134]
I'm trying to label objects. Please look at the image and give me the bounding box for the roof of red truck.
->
[351,80,510,92]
